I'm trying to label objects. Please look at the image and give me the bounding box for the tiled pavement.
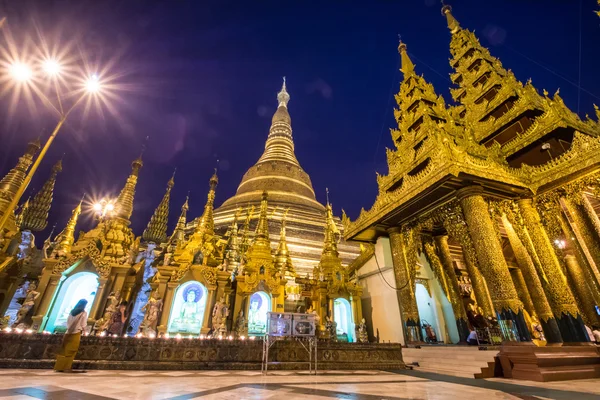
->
[0,369,599,399]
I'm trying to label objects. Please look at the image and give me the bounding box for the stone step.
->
[403,352,497,363]
[411,365,478,379]
[402,347,499,379]
[416,361,483,373]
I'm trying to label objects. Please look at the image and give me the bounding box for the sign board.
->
[267,312,316,337]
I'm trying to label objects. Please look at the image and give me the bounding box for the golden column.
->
[509,268,536,320]
[388,227,421,343]
[561,197,600,285]
[457,187,530,341]
[563,254,600,325]
[518,198,588,342]
[434,235,469,341]
[443,216,495,318]
[501,214,561,343]
[581,194,600,246]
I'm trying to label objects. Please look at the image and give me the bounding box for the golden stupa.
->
[187,79,360,276]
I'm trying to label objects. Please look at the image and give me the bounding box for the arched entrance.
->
[415,282,440,343]
[167,281,208,335]
[46,272,98,333]
[247,291,271,335]
[334,298,355,342]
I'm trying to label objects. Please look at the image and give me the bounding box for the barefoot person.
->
[54,299,88,372]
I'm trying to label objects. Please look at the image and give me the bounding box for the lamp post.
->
[92,198,116,221]
[0,58,104,232]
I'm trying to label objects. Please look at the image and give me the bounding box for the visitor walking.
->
[107,301,128,336]
[54,299,88,372]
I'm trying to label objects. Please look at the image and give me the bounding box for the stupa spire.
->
[20,159,62,232]
[142,171,174,244]
[195,170,218,237]
[0,139,40,220]
[225,207,242,266]
[52,194,84,257]
[114,154,143,221]
[244,191,274,274]
[169,194,189,247]
[275,208,294,276]
[277,77,290,108]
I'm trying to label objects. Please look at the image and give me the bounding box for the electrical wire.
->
[373,247,411,292]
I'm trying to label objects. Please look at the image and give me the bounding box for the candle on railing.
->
[240,335,246,341]
[175,334,182,340]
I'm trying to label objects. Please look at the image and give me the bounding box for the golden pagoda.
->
[204,79,361,277]
[343,4,600,348]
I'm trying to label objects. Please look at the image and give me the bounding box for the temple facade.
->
[0,82,363,343]
[344,5,600,345]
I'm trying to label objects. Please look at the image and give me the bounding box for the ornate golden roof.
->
[168,195,189,248]
[220,78,324,212]
[142,172,174,244]
[20,159,62,232]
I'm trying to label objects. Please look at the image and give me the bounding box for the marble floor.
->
[0,369,599,400]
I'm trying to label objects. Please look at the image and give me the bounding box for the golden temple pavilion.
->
[343,5,600,346]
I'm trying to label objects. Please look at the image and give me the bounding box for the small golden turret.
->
[244,191,273,274]
[169,195,189,247]
[142,172,174,244]
[114,155,143,221]
[20,159,62,232]
[194,170,218,238]
[52,195,84,257]
[225,208,242,267]
[317,200,342,279]
[275,208,295,277]
[0,139,40,219]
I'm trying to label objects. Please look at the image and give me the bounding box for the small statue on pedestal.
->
[357,318,369,343]
[139,290,163,337]
[234,310,247,338]
[12,282,40,328]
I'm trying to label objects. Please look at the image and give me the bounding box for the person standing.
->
[107,301,128,336]
[54,299,88,372]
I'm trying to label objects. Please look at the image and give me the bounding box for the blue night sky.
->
[1,0,599,237]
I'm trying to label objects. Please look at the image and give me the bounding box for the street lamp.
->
[0,54,106,232]
[92,198,116,221]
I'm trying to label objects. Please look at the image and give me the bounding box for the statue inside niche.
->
[356,318,369,343]
[234,310,247,338]
[139,289,163,337]
[12,282,40,328]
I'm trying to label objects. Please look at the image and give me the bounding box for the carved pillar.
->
[158,282,177,333]
[433,235,469,342]
[88,277,108,322]
[561,197,600,286]
[458,187,530,342]
[387,227,421,343]
[0,275,20,317]
[202,286,216,334]
[32,274,61,331]
[581,194,600,246]
[564,254,600,325]
[502,214,561,343]
[443,216,494,318]
[518,198,588,342]
[509,268,535,317]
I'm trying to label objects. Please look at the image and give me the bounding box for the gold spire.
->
[194,170,218,237]
[239,205,255,255]
[398,39,415,78]
[142,172,174,244]
[277,76,290,108]
[442,4,461,34]
[14,197,30,229]
[114,155,143,221]
[52,195,83,257]
[169,195,189,247]
[244,191,273,274]
[317,199,342,279]
[275,208,295,277]
[225,207,242,265]
[20,159,62,232]
[0,139,40,219]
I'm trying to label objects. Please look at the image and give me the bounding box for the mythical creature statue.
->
[12,282,40,328]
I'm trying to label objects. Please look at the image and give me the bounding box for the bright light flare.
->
[42,59,61,77]
[85,74,101,93]
[9,62,32,82]
[105,203,114,211]
[93,203,103,212]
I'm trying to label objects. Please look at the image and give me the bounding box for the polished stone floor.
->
[0,369,599,400]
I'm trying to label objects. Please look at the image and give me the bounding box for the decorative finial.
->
[326,187,330,206]
[397,36,415,77]
[441,1,460,33]
[168,168,176,187]
[277,77,290,108]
